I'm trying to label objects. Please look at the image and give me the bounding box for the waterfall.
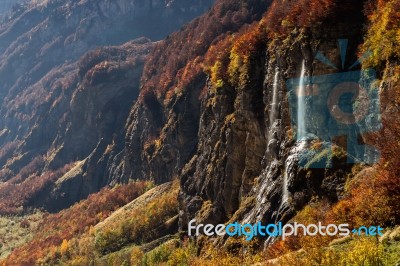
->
[280,141,307,209]
[297,61,306,140]
[269,69,279,128]
[282,168,289,205]
[266,68,280,157]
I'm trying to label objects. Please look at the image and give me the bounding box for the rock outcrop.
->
[0,0,214,212]
[0,0,396,251]
[179,1,368,236]
[113,0,270,183]
[110,0,373,246]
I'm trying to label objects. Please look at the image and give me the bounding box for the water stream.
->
[297,60,306,140]
[269,68,279,130]
[266,68,280,156]
[281,62,307,208]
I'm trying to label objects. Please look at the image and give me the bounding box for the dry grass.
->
[0,212,43,259]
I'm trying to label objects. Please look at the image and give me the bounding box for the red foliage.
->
[0,140,21,166]
[327,71,400,227]
[328,167,400,228]
[139,0,268,104]
[3,181,151,265]
[264,0,335,36]
[203,34,235,87]
[0,159,70,215]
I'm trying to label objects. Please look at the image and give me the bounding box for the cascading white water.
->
[269,69,279,128]
[297,61,306,140]
[266,68,280,149]
[269,68,290,206]
[281,141,306,208]
[279,62,307,208]
[282,168,289,205]
[244,64,310,223]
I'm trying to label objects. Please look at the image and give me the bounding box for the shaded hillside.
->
[115,0,271,184]
[0,0,214,213]
[0,39,155,214]
[1,180,153,264]
[0,0,20,18]
[112,0,399,261]
[0,0,399,265]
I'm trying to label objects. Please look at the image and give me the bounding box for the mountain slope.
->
[0,0,399,265]
[0,0,214,213]
[115,0,271,183]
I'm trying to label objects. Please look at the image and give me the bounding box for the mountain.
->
[0,1,18,17]
[0,0,399,265]
[0,0,214,213]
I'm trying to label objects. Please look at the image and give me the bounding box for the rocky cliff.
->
[0,0,399,264]
[0,0,214,213]
[114,0,271,183]
[116,0,398,248]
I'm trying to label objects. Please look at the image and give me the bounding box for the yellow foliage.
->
[69,256,90,266]
[167,247,194,266]
[60,239,69,256]
[341,237,385,266]
[130,247,144,266]
[210,60,226,89]
[227,50,242,86]
[278,236,387,266]
[362,0,400,69]
[94,184,179,255]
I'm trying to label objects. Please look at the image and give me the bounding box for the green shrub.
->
[142,239,179,266]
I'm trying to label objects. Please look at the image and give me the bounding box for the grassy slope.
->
[0,212,43,259]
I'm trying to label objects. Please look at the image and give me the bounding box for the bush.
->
[342,237,385,266]
[2,181,151,265]
[264,0,335,36]
[362,0,400,70]
[277,236,387,266]
[142,239,179,266]
[329,169,399,227]
[130,247,144,266]
[95,227,129,255]
[94,185,179,255]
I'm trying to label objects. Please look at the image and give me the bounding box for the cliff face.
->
[0,0,214,149]
[113,0,271,184]
[0,0,399,264]
[0,0,214,213]
[179,34,355,228]
[0,38,155,213]
[118,0,385,242]
[178,2,381,238]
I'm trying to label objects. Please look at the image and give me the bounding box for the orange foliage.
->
[228,23,267,87]
[2,181,151,265]
[140,0,268,104]
[203,34,235,89]
[267,161,399,258]
[361,0,400,71]
[0,159,71,215]
[203,20,268,89]
[0,140,21,167]
[264,0,335,36]
[330,169,399,227]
